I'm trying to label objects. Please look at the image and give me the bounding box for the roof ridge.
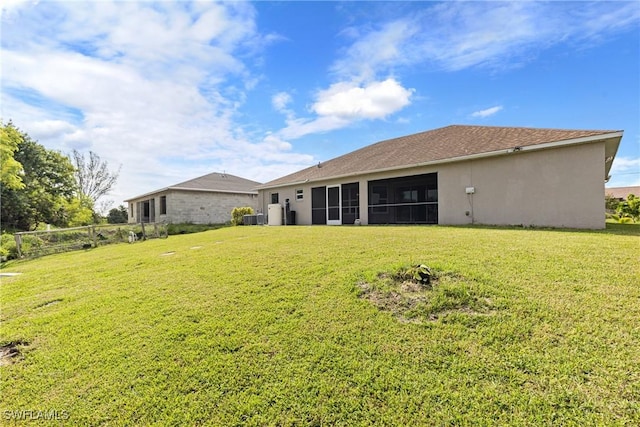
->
[446,123,621,133]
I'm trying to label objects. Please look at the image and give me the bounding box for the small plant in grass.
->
[396,264,432,287]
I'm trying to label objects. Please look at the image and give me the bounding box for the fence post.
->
[140,221,146,240]
[14,234,22,258]
[92,226,98,247]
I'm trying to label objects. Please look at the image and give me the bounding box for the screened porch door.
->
[326,185,341,225]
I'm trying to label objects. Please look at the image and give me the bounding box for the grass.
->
[1,224,639,425]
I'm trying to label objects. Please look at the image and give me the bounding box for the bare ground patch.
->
[34,299,63,309]
[358,269,495,324]
[0,341,29,366]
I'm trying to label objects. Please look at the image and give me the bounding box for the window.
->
[271,193,279,204]
[160,196,167,215]
[296,189,304,201]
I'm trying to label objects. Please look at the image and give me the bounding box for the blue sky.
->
[2,1,639,209]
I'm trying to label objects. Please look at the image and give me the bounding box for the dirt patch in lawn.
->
[0,341,28,366]
[34,299,63,309]
[357,269,495,324]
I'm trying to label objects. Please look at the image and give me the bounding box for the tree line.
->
[1,121,126,232]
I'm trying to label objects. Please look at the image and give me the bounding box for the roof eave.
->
[125,186,258,202]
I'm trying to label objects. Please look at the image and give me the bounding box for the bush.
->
[1,233,18,260]
[607,213,635,224]
[231,207,255,226]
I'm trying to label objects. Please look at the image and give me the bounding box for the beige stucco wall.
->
[128,190,259,224]
[438,142,605,228]
[259,141,606,229]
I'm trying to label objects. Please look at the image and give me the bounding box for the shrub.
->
[231,207,255,226]
[1,233,18,260]
[396,264,432,286]
[606,213,635,224]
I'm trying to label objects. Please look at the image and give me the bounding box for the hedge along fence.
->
[13,222,168,259]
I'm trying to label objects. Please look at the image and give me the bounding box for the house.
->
[256,125,623,229]
[605,186,640,201]
[125,172,261,224]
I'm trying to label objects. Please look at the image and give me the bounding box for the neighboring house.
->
[605,186,640,201]
[125,172,261,224]
[257,125,623,229]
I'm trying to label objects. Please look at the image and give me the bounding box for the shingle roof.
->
[605,186,640,200]
[125,172,261,201]
[259,125,621,189]
[171,172,260,193]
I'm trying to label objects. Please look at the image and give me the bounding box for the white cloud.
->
[471,106,503,118]
[3,0,638,199]
[313,79,413,120]
[0,0,34,15]
[332,19,418,81]
[272,2,638,142]
[331,2,640,75]
[611,156,640,175]
[607,156,640,187]
[23,119,77,140]
[1,1,313,200]
[277,79,413,140]
[261,134,293,152]
[271,91,298,122]
[279,116,351,141]
[272,92,292,112]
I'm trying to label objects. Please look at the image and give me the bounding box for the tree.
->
[107,205,128,224]
[60,195,95,227]
[617,194,640,222]
[72,150,121,204]
[605,193,620,212]
[0,123,76,231]
[0,121,25,190]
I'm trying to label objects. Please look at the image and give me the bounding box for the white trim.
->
[257,131,623,190]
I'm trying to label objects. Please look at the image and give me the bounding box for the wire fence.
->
[13,222,168,259]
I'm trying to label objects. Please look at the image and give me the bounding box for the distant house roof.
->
[258,125,622,189]
[125,172,262,202]
[606,186,640,200]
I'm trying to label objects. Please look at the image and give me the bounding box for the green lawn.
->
[1,225,639,425]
